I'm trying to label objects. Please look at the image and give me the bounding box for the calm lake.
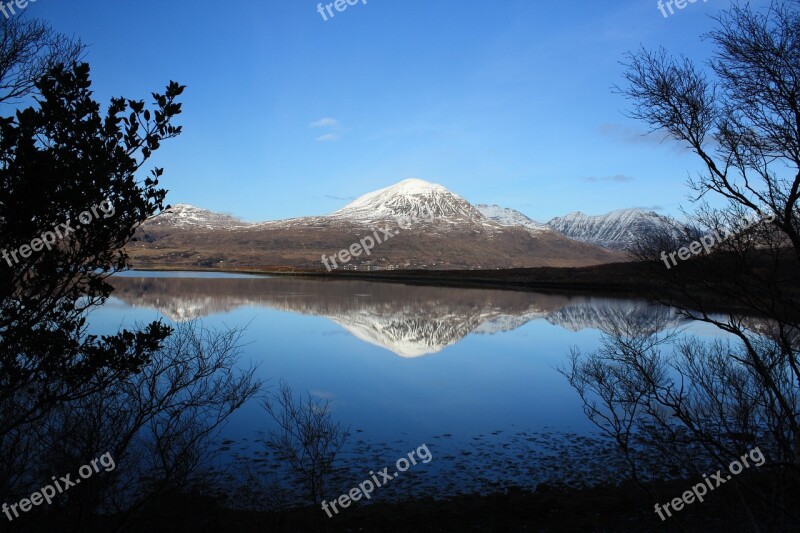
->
[96,272,727,498]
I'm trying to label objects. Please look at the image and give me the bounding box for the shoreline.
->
[123,261,661,297]
[121,261,799,317]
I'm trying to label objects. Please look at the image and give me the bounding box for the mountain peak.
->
[388,178,448,193]
[153,204,247,230]
[331,179,488,226]
[168,203,199,211]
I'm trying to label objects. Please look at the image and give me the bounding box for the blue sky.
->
[29,0,770,222]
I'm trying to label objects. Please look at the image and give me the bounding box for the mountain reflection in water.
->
[109,274,685,357]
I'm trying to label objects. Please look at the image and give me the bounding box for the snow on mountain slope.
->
[134,180,631,270]
[330,178,492,227]
[149,204,250,230]
[547,209,672,251]
[475,204,550,234]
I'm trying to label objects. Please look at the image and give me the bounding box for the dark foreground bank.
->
[15,473,790,533]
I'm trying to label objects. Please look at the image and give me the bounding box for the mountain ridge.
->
[130,179,643,271]
[547,209,671,251]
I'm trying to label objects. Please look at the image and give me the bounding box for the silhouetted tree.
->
[563,319,799,529]
[264,381,348,507]
[0,16,84,104]
[0,62,185,442]
[565,1,800,530]
[0,321,262,532]
[0,59,190,532]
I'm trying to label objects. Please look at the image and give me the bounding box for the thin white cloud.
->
[310,117,344,142]
[310,117,340,129]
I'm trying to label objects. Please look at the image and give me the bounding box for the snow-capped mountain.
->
[547,209,673,251]
[476,205,674,250]
[330,178,490,227]
[476,204,550,234]
[132,179,627,270]
[150,204,249,230]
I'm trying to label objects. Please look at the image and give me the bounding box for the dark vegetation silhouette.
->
[0,16,84,104]
[263,381,348,509]
[564,2,800,530]
[0,16,263,532]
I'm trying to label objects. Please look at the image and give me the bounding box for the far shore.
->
[122,261,658,295]
[123,261,800,318]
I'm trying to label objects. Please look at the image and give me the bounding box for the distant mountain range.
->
[475,205,670,251]
[547,209,671,251]
[129,179,673,271]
